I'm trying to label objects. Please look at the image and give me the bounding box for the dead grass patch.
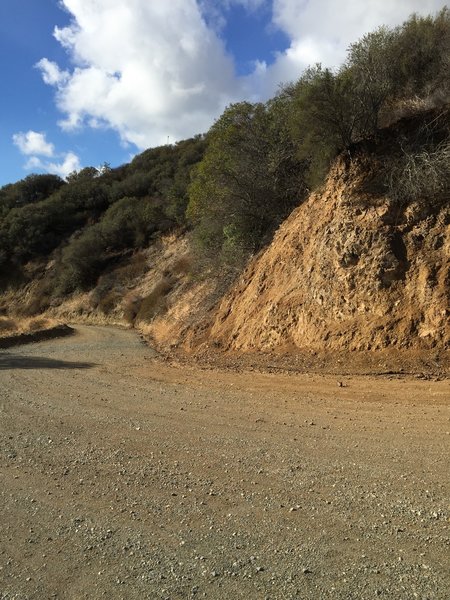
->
[0,317,18,334]
[0,315,59,338]
[135,278,174,324]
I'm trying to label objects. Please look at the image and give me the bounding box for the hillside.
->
[209,116,449,353]
[1,110,449,369]
[0,11,448,367]
[127,110,448,365]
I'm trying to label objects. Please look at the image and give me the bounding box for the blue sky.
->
[0,0,446,187]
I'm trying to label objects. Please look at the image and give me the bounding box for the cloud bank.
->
[38,0,240,149]
[12,130,81,179]
[38,0,446,151]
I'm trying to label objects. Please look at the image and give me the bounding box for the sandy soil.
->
[0,325,449,599]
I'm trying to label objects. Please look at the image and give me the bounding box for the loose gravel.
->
[0,326,449,599]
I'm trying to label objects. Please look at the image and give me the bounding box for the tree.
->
[346,10,450,125]
[0,173,65,216]
[66,166,99,183]
[391,9,450,100]
[188,101,306,266]
[288,65,357,187]
[346,27,397,134]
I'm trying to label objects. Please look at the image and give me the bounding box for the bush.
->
[55,226,107,294]
[113,252,148,284]
[386,139,450,205]
[188,101,306,268]
[390,9,450,100]
[0,174,65,218]
[20,280,53,316]
[89,253,148,314]
[27,317,51,332]
[287,10,450,188]
[100,196,160,249]
[122,294,142,324]
[54,197,158,295]
[288,66,357,187]
[98,289,123,315]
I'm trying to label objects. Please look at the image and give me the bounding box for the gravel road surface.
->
[0,325,449,599]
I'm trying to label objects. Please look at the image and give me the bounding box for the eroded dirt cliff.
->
[209,149,449,353]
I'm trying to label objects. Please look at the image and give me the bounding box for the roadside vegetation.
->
[0,315,58,337]
[0,10,448,328]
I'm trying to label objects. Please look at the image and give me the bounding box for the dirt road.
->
[0,326,449,599]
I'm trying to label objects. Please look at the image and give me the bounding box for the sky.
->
[0,0,446,186]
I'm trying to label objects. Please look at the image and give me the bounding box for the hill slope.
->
[209,122,449,353]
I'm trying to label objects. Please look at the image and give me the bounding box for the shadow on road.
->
[0,354,96,370]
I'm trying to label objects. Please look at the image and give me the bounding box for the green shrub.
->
[390,9,449,100]
[287,10,450,188]
[55,226,107,294]
[188,101,306,268]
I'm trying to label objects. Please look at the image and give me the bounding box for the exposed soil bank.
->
[210,152,449,354]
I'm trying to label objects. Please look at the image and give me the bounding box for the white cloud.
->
[37,0,447,150]
[12,131,55,157]
[38,0,242,150]
[13,130,81,179]
[35,58,69,86]
[46,152,82,179]
[24,152,81,179]
[24,156,45,170]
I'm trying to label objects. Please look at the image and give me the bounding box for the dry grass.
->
[0,317,18,334]
[386,139,450,205]
[135,278,174,324]
[113,252,148,283]
[122,293,142,325]
[135,277,217,350]
[0,233,197,338]
[379,93,448,127]
[0,315,59,338]
[46,292,126,327]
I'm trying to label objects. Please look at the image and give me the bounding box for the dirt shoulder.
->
[1,325,449,599]
[0,324,74,349]
[159,343,450,380]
